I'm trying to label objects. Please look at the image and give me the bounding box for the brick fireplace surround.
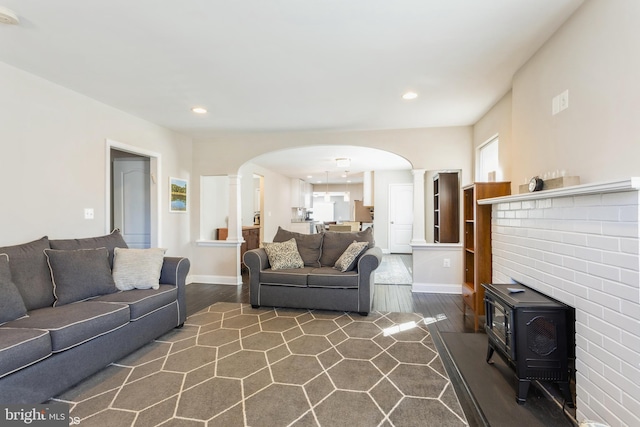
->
[480,178,640,427]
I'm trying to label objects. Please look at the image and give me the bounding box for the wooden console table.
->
[217,225,260,268]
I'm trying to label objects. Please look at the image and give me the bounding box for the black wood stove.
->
[483,283,574,406]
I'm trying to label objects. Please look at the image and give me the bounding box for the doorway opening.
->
[106,139,161,248]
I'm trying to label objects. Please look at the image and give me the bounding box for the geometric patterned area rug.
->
[375,255,413,285]
[53,302,467,426]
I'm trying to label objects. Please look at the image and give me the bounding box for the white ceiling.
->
[0,0,583,181]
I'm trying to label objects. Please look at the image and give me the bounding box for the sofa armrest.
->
[243,248,269,306]
[357,247,383,275]
[160,257,190,325]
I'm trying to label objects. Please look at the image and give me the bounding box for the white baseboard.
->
[187,275,242,286]
[411,282,462,294]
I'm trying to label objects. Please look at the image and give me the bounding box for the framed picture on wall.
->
[169,177,188,213]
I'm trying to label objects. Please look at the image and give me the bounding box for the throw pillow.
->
[50,229,128,268]
[273,226,323,267]
[263,238,304,270]
[44,248,118,306]
[112,247,166,291]
[319,227,375,267]
[334,241,370,272]
[0,236,55,310]
[0,254,28,325]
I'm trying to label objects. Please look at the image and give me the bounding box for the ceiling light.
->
[0,7,19,25]
[402,92,418,100]
[191,107,207,114]
[336,158,350,168]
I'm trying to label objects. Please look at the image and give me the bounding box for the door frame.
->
[105,139,161,247]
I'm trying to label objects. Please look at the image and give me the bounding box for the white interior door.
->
[389,183,413,253]
[113,158,151,248]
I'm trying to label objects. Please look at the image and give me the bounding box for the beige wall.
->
[0,62,193,256]
[510,0,640,187]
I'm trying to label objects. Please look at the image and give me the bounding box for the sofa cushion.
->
[263,239,304,270]
[91,285,177,321]
[7,301,130,352]
[307,267,359,288]
[334,241,370,272]
[50,229,128,268]
[273,227,323,267]
[0,254,28,325]
[0,236,55,311]
[260,267,315,287]
[319,228,375,267]
[112,247,167,290]
[0,328,52,379]
[44,248,117,306]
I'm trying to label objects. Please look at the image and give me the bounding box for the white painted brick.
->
[563,232,588,247]
[522,200,536,209]
[563,256,588,273]
[508,219,521,227]
[528,209,545,219]
[586,394,622,427]
[603,251,638,271]
[564,207,590,220]
[602,279,639,304]
[587,261,620,281]
[496,210,505,218]
[496,202,510,210]
[573,220,604,235]
[620,353,640,381]
[620,393,640,427]
[620,269,639,288]
[553,197,574,208]
[619,205,638,222]
[552,265,576,281]
[620,237,639,255]
[578,348,605,375]
[602,221,639,238]
[589,316,622,341]
[588,206,623,221]
[575,297,604,318]
[587,235,620,251]
[505,210,515,219]
[590,345,622,374]
[544,208,564,219]
[602,191,639,206]
[590,288,623,312]
[515,210,528,219]
[575,246,603,263]
[621,300,640,321]
[602,307,635,334]
[536,198,552,209]
[574,271,604,291]
[605,334,640,369]
[603,365,640,402]
[544,252,563,265]
[574,194,603,207]
[552,288,577,306]
[509,202,522,210]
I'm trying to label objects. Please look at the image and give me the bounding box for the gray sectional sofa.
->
[244,227,382,315]
[0,231,190,404]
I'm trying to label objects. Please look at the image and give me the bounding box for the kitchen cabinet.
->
[433,172,459,243]
[217,225,261,269]
[462,182,511,331]
[290,179,312,208]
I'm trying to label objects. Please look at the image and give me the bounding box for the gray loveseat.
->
[0,231,190,404]
[244,227,382,315]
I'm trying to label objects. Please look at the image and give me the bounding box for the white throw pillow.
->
[112,247,166,290]
[263,238,304,270]
[334,241,369,272]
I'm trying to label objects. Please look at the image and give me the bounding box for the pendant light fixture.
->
[343,171,350,202]
[324,171,330,202]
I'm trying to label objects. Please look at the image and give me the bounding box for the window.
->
[477,136,499,182]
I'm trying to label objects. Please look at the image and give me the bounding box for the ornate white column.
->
[411,169,427,244]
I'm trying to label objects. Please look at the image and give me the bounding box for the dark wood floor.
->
[185,275,480,334]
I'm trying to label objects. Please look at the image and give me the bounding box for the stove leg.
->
[516,379,530,405]
[486,344,495,364]
[558,381,575,408]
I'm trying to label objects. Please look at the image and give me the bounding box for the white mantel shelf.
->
[478,177,640,205]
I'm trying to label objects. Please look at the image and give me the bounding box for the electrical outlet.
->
[443,258,451,268]
[559,90,569,111]
[552,95,560,115]
[84,208,94,219]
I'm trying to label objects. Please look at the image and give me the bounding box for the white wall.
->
[510,0,640,188]
[0,61,192,256]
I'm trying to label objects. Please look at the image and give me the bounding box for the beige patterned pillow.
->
[334,241,369,272]
[112,247,166,290]
[263,238,304,270]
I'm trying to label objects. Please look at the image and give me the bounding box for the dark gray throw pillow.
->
[49,229,128,268]
[44,248,118,306]
[273,226,323,267]
[0,254,28,324]
[319,227,375,267]
[0,236,55,310]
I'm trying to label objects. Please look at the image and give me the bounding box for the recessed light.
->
[402,92,418,100]
[0,6,19,25]
[191,107,207,114]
